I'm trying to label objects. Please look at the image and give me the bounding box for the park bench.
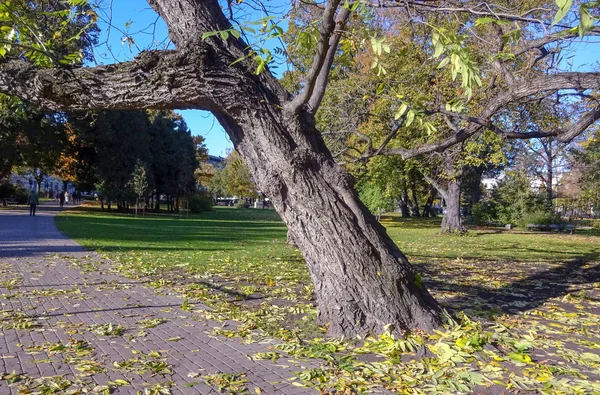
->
[526,223,575,234]
[484,220,505,227]
[2,198,18,206]
[550,224,575,234]
[484,221,513,230]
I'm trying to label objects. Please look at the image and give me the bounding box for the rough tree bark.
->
[441,181,464,233]
[423,151,466,233]
[0,0,441,336]
[400,189,411,217]
[422,186,437,217]
[410,188,421,217]
[542,140,555,210]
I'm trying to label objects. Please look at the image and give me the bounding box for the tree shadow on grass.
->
[380,215,442,229]
[409,244,600,263]
[418,251,600,318]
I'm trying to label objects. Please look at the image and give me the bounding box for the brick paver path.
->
[0,202,315,394]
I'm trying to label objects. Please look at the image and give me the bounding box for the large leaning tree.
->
[1,0,599,337]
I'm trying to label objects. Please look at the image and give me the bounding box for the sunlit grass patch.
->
[54,205,600,394]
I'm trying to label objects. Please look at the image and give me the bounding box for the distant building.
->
[9,174,68,197]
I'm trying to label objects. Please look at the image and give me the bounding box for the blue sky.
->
[92,0,234,157]
[91,0,599,157]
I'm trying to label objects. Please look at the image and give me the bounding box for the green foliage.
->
[130,160,149,199]
[357,182,396,215]
[352,156,425,217]
[430,26,482,99]
[189,194,213,213]
[471,200,499,224]
[0,0,99,66]
[570,134,600,215]
[0,182,28,203]
[518,210,563,227]
[213,150,257,199]
[201,15,286,75]
[552,0,574,25]
[473,171,550,226]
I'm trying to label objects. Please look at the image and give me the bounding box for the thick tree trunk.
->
[441,181,464,233]
[221,106,441,336]
[422,186,436,217]
[400,189,411,217]
[546,162,553,210]
[155,191,160,212]
[410,189,421,217]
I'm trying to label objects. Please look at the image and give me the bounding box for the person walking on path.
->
[59,190,65,208]
[27,189,39,216]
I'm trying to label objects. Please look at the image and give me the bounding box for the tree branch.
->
[0,49,226,112]
[378,72,600,159]
[286,0,344,114]
[501,105,600,143]
[306,7,351,112]
[377,0,553,26]
[513,28,600,58]
[422,173,448,200]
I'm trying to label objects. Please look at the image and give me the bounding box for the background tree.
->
[0,96,24,184]
[0,0,99,190]
[130,159,150,216]
[570,132,600,216]
[0,100,67,192]
[65,109,197,211]
[221,150,257,199]
[195,163,216,191]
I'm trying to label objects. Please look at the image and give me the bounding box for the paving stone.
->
[0,203,316,394]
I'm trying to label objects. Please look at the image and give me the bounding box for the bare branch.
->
[375,0,554,26]
[513,28,600,58]
[422,173,448,199]
[501,105,600,143]
[425,107,509,135]
[286,0,344,114]
[306,7,351,112]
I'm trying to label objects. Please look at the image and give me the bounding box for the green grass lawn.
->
[56,205,308,287]
[55,205,600,394]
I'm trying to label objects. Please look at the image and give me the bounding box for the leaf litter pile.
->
[2,208,598,394]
